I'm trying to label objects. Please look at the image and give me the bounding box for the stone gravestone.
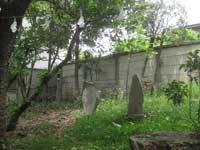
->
[82,82,100,115]
[128,74,144,119]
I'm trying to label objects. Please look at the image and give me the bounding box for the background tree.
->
[8,31,40,102]
[6,0,124,132]
[112,0,188,91]
[163,28,199,45]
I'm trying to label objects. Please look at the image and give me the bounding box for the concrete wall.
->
[62,57,118,98]
[61,42,200,100]
[7,42,200,101]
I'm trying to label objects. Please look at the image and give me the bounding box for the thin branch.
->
[50,46,59,69]
[26,59,36,98]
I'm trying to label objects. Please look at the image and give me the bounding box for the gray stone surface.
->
[62,43,200,98]
[128,74,144,119]
[82,82,100,115]
[130,132,200,150]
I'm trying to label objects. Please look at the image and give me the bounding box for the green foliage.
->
[186,29,199,41]
[65,96,82,109]
[115,37,150,53]
[180,49,200,73]
[9,1,53,76]
[114,28,199,54]
[180,49,200,128]
[164,80,188,105]
[9,31,39,76]
[10,0,124,75]
[27,1,72,47]
[164,28,199,45]
[114,0,188,54]
[115,25,154,54]
[73,0,124,45]
[79,51,93,60]
[37,69,49,84]
[6,98,24,122]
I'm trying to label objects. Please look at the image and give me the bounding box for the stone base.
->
[128,114,144,120]
[130,132,200,150]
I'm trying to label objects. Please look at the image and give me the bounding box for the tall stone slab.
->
[82,82,100,115]
[128,74,144,119]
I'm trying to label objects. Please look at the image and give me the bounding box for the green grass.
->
[62,95,196,150]
[5,92,200,150]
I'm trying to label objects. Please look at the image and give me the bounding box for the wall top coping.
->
[63,40,200,66]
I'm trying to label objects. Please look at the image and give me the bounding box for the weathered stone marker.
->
[129,132,200,150]
[82,82,100,115]
[128,74,144,119]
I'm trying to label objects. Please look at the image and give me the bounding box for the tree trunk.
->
[55,73,62,102]
[125,54,131,100]
[26,59,36,98]
[48,45,53,73]
[141,37,155,79]
[0,0,31,148]
[153,37,164,90]
[0,53,8,149]
[141,56,149,78]
[154,48,162,89]
[18,75,27,101]
[6,74,18,91]
[74,27,81,96]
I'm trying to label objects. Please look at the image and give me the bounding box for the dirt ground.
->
[6,109,77,138]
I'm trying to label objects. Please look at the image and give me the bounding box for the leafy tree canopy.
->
[113,0,199,53]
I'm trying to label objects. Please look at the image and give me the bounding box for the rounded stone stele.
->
[82,81,99,115]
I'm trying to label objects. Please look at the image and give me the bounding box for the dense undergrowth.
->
[4,87,200,150]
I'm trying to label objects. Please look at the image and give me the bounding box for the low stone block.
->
[130,132,200,150]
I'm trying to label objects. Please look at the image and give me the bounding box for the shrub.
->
[37,69,49,84]
[164,80,188,105]
[66,96,82,109]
